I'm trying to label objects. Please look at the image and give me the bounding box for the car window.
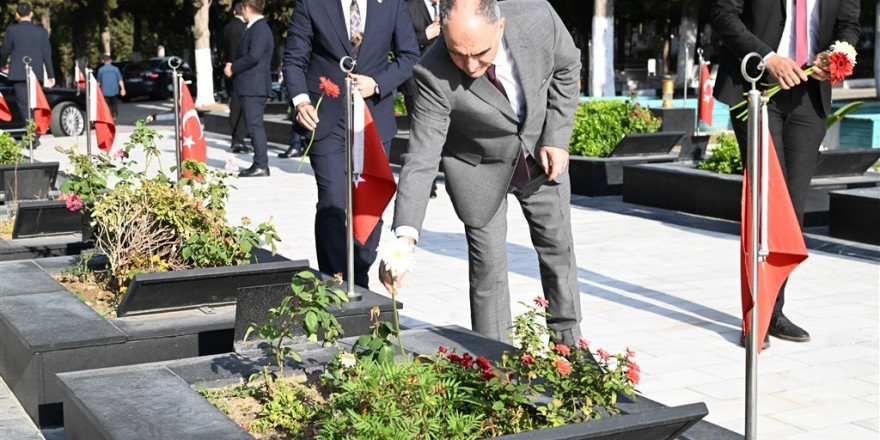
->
[125,60,156,73]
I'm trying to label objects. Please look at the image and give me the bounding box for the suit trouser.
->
[730,81,825,316]
[240,95,269,169]
[310,129,390,288]
[464,156,583,344]
[228,90,247,146]
[105,96,119,120]
[12,82,29,124]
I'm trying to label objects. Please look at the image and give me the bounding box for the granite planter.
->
[55,326,736,440]
[829,187,880,245]
[622,161,880,227]
[0,254,397,427]
[0,161,59,203]
[0,199,92,262]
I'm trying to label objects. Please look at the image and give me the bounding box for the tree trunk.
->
[132,15,143,62]
[661,19,670,75]
[100,7,111,56]
[676,0,698,88]
[875,2,879,91]
[590,0,615,97]
[192,0,215,107]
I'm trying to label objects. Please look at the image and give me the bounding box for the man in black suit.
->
[283,0,419,287]
[223,2,248,153]
[225,0,274,177]
[712,0,860,344]
[0,2,55,133]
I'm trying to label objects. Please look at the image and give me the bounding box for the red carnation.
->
[521,354,534,365]
[533,296,549,309]
[826,52,854,85]
[438,346,447,354]
[554,344,571,356]
[626,359,640,372]
[597,349,610,362]
[319,76,340,98]
[475,356,491,370]
[626,368,640,385]
[554,359,572,376]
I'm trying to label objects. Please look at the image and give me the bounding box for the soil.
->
[53,273,119,318]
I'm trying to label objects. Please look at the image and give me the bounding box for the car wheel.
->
[50,102,85,137]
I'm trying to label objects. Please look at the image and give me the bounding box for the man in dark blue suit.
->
[225,0,273,177]
[0,2,55,133]
[283,0,419,287]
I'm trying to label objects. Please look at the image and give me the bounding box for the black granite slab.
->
[0,162,59,202]
[0,234,91,262]
[12,200,84,239]
[0,265,67,297]
[569,154,680,197]
[829,187,880,245]
[609,132,685,157]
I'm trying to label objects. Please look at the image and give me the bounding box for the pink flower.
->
[65,193,83,212]
[113,149,129,159]
[626,368,640,385]
[577,338,590,350]
[521,354,533,365]
[225,157,238,173]
[626,347,635,359]
[438,346,447,354]
[533,296,549,309]
[626,360,640,372]
[554,359,572,376]
[242,423,250,430]
[555,344,571,356]
[597,349,610,362]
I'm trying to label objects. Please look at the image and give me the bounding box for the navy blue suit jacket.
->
[282,0,419,144]
[232,18,273,97]
[0,21,54,82]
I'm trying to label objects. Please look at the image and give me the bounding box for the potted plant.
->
[567,94,684,196]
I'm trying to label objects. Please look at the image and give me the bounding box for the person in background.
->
[96,53,126,121]
[223,2,249,154]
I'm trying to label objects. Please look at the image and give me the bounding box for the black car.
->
[121,57,196,100]
[0,71,86,137]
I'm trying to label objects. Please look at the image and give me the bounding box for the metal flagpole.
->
[339,56,361,300]
[683,47,688,108]
[85,67,93,156]
[741,52,765,440]
[169,57,182,181]
[24,57,34,163]
[696,48,703,136]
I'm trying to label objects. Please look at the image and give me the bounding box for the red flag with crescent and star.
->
[0,90,11,122]
[28,71,51,134]
[89,72,116,152]
[351,93,396,245]
[179,79,206,164]
[698,61,714,126]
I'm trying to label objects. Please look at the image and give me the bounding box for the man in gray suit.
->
[381,0,583,345]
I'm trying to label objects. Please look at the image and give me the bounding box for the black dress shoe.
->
[740,332,770,350]
[768,314,811,342]
[278,148,304,159]
[429,180,438,199]
[231,144,252,154]
[238,166,270,177]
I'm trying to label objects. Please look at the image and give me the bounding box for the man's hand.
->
[764,54,808,90]
[120,88,126,97]
[44,78,55,88]
[379,236,415,294]
[349,74,378,99]
[426,20,441,41]
[539,146,569,182]
[296,102,319,131]
[0,67,7,74]
[810,52,830,82]
[223,63,233,78]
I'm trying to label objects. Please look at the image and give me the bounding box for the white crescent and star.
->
[182,109,204,140]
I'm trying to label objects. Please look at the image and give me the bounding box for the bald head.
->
[440,0,505,78]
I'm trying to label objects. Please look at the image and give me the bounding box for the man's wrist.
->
[292,93,311,109]
[394,226,419,244]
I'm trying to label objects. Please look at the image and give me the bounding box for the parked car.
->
[121,57,196,101]
[0,71,86,138]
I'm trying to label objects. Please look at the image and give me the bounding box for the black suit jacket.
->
[711,0,860,117]
[231,18,274,97]
[223,17,247,63]
[407,0,438,53]
[0,21,54,82]
[282,0,420,144]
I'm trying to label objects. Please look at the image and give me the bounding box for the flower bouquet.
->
[298,77,341,171]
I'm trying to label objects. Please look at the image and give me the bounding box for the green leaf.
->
[304,311,318,334]
[377,345,395,364]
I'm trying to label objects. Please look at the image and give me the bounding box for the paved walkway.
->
[6,109,878,439]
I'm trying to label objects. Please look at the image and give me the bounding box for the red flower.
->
[521,354,534,365]
[826,52,854,85]
[626,368,640,385]
[481,370,496,381]
[66,193,83,212]
[447,354,461,364]
[533,296,549,308]
[554,344,571,356]
[577,338,590,350]
[438,346,447,354]
[554,359,572,376]
[319,76,340,98]
[626,347,635,359]
[475,356,491,370]
[626,360,640,372]
[597,349,610,362]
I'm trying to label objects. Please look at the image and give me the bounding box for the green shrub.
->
[698,134,743,175]
[394,92,407,116]
[0,131,23,165]
[568,95,662,158]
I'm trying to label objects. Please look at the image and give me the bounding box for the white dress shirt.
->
[764,0,820,64]
[424,0,439,20]
[246,15,264,29]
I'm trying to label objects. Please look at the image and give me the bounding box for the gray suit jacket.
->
[392,0,580,231]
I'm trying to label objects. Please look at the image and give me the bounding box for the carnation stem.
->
[297,94,325,172]
[390,277,407,360]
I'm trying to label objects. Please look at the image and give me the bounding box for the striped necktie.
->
[350,0,363,59]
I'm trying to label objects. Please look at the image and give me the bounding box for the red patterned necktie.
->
[794,0,808,66]
[486,64,530,191]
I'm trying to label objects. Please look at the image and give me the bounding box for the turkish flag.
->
[698,62,714,126]
[28,71,51,134]
[88,73,116,152]
[0,90,11,122]
[352,93,396,245]
[75,65,86,89]
[179,79,206,164]
[740,106,808,354]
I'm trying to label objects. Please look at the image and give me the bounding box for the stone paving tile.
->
[771,400,880,432]
[0,377,42,440]
[774,422,878,440]
[853,416,879,432]
[713,415,804,439]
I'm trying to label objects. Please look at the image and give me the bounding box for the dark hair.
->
[233,2,243,16]
[242,0,264,14]
[16,3,32,17]
[439,0,501,26]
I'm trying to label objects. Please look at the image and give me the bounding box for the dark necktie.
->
[794,0,808,66]
[350,0,363,59]
[486,64,530,191]
[432,2,439,20]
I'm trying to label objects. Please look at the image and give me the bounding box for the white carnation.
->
[830,41,857,65]
[378,236,415,278]
[339,353,357,369]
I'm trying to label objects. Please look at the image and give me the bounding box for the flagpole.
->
[170,57,182,182]
[24,57,34,164]
[344,76,357,299]
[85,67,92,156]
[696,48,703,136]
[682,47,688,108]
[741,52,765,440]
